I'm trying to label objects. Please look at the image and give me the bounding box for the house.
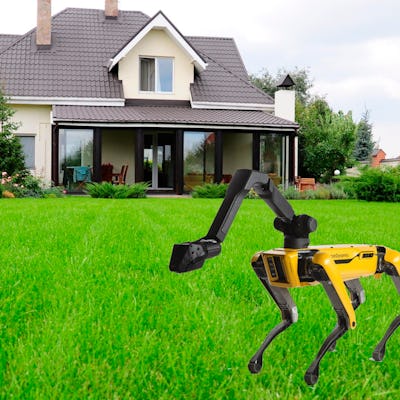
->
[371,148,386,167]
[0,0,299,194]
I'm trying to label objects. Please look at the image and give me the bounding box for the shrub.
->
[1,171,51,198]
[191,183,228,198]
[86,182,149,199]
[353,167,400,202]
[280,185,301,200]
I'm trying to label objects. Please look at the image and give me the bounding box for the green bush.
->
[191,183,228,198]
[86,182,149,199]
[1,171,53,198]
[353,167,400,202]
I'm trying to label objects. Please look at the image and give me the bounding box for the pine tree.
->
[354,111,374,162]
[0,89,25,174]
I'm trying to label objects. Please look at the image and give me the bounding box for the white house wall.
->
[118,29,194,100]
[11,104,52,182]
[101,129,135,184]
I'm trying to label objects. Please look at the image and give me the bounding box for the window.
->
[260,133,287,186]
[58,129,93,186]
[18,135,35,169]
[183,132,215,191]
[140,57,173,93]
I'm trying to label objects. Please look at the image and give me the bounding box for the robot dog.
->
[169,169,400,385]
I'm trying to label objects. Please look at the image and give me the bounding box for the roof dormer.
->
[108,11,207,73]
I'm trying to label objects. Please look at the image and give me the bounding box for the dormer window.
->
[140,56,173,93]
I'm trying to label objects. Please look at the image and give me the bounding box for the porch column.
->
[135,128,144,182]
[93,128,102,182]
[289,134,297,182]
[214,130,223,183]
[175,129,184,195]
[252,132,260,170]
[51,124,59,185]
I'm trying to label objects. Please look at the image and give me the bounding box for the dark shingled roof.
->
[188,37,274,104]
[0,8,148,98]
[0,34,21,52]
[0,7,273,106]
[53,104,297,130]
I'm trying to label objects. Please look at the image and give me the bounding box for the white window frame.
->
[139,56,174,94]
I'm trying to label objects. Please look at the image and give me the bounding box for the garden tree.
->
[250,67,358,181]
[0,89,25,174]
[250,66,313,105]
[354,110,374,161]
[296,97,357,182]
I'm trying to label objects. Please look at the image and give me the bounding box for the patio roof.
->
[52,104,299,131]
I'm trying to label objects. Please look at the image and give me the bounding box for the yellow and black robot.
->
[169,169,400,385]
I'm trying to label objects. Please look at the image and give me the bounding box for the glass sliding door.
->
[143,133,174,189]
[59,129,93,190]
[260,133,288,186]
[183,131,215,191]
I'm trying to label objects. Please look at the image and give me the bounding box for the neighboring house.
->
[0,0,298,194]
[380,156,400,168]
[371,148,386,167]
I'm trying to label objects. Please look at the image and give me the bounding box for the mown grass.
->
[0,198,400,399]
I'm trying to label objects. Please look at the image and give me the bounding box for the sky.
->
[1,0,399,157]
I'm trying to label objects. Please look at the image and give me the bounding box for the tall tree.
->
[0,89,25,174]
[296,97,357,181]
[250,66,313,105]
[354,110,374,161]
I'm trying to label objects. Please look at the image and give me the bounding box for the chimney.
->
[36,0,52,47]
[105,0,118,19]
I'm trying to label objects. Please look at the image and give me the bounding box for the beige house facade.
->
[1,0,298,193]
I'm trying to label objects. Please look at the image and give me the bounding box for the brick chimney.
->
[105,0,118,19]
[36,0,52,47]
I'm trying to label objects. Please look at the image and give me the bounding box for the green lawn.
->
[1,197,400,399]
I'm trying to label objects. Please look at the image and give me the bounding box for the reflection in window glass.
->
[58,129,93,184]
[157,58,173,92]
[184,132,215,191]
[18,136,35,169]
[260,134,283,185]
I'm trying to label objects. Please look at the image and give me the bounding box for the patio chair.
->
[112,165,128,185]
[73,166,92,189]
[101,163,113,182]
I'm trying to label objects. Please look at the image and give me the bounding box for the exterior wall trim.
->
[191,101,274,112]
[53,121,298,132]
[9,97,125,106]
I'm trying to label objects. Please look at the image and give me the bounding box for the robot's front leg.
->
[328,279,366,352]
[304,258,356,386]
[248,255,298,373]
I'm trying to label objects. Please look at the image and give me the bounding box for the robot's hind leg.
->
[248,255,298,374]
[372,266,400,362]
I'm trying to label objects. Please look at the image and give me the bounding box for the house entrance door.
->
[144,133,175,189]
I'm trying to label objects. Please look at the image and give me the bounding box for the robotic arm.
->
[169,169,317,273]
[169,169,400,386]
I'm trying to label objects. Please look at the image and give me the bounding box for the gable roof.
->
[108,11,207,72]
[0,7,273,108]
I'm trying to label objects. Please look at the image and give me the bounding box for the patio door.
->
[144,133,174,189]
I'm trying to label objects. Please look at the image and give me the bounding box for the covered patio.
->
[51,102,298,194]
